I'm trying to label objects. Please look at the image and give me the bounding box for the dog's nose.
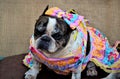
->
[37,36,51,50]
[41,36,51,42]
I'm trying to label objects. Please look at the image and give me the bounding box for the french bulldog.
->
[24,6,120,79]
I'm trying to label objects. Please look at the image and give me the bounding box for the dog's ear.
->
[42,5,49,15]
[36,5,49,25]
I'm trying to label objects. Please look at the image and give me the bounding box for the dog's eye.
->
[36,26,46,33]
[52,33,62,40]
[35,21,47,33]
[34,26,46,37]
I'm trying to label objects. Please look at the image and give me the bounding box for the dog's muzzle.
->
[37,36,51,50]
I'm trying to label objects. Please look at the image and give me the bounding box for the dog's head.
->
[34,6,73,54]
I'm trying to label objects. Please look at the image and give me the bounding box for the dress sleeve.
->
[23,53,34,68]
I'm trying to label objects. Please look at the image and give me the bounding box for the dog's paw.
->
[86,61,98,76]
[25,74,36,79]
[25,69,38,79]
[87,68,98,76]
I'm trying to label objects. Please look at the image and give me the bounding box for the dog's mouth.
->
[36,47,63,57]
[37,48,57,57]
[36,48,51,57]
[37,48,50,55]
[34,47,59,58]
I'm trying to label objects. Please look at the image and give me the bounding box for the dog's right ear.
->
[42,5,49,16]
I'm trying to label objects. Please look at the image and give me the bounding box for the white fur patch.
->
[46,17,56,35]
[46,17,58,53]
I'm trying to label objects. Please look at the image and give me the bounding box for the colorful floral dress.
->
[23,7,120,75]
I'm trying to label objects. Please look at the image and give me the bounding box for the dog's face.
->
[34,7,72,54]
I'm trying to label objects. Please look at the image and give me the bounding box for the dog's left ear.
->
[35,5,49,25]
[42,5,49,15]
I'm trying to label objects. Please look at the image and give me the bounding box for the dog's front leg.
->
[71,66,82,79]
[72,72,81,79]
[25,60,42,79]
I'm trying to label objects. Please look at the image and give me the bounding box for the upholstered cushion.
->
[0,54,108,79]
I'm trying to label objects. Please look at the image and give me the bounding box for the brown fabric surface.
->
[0,0,120,56]
[0,54,102,79]
[0,54,28,79]
[0,54,71,79]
